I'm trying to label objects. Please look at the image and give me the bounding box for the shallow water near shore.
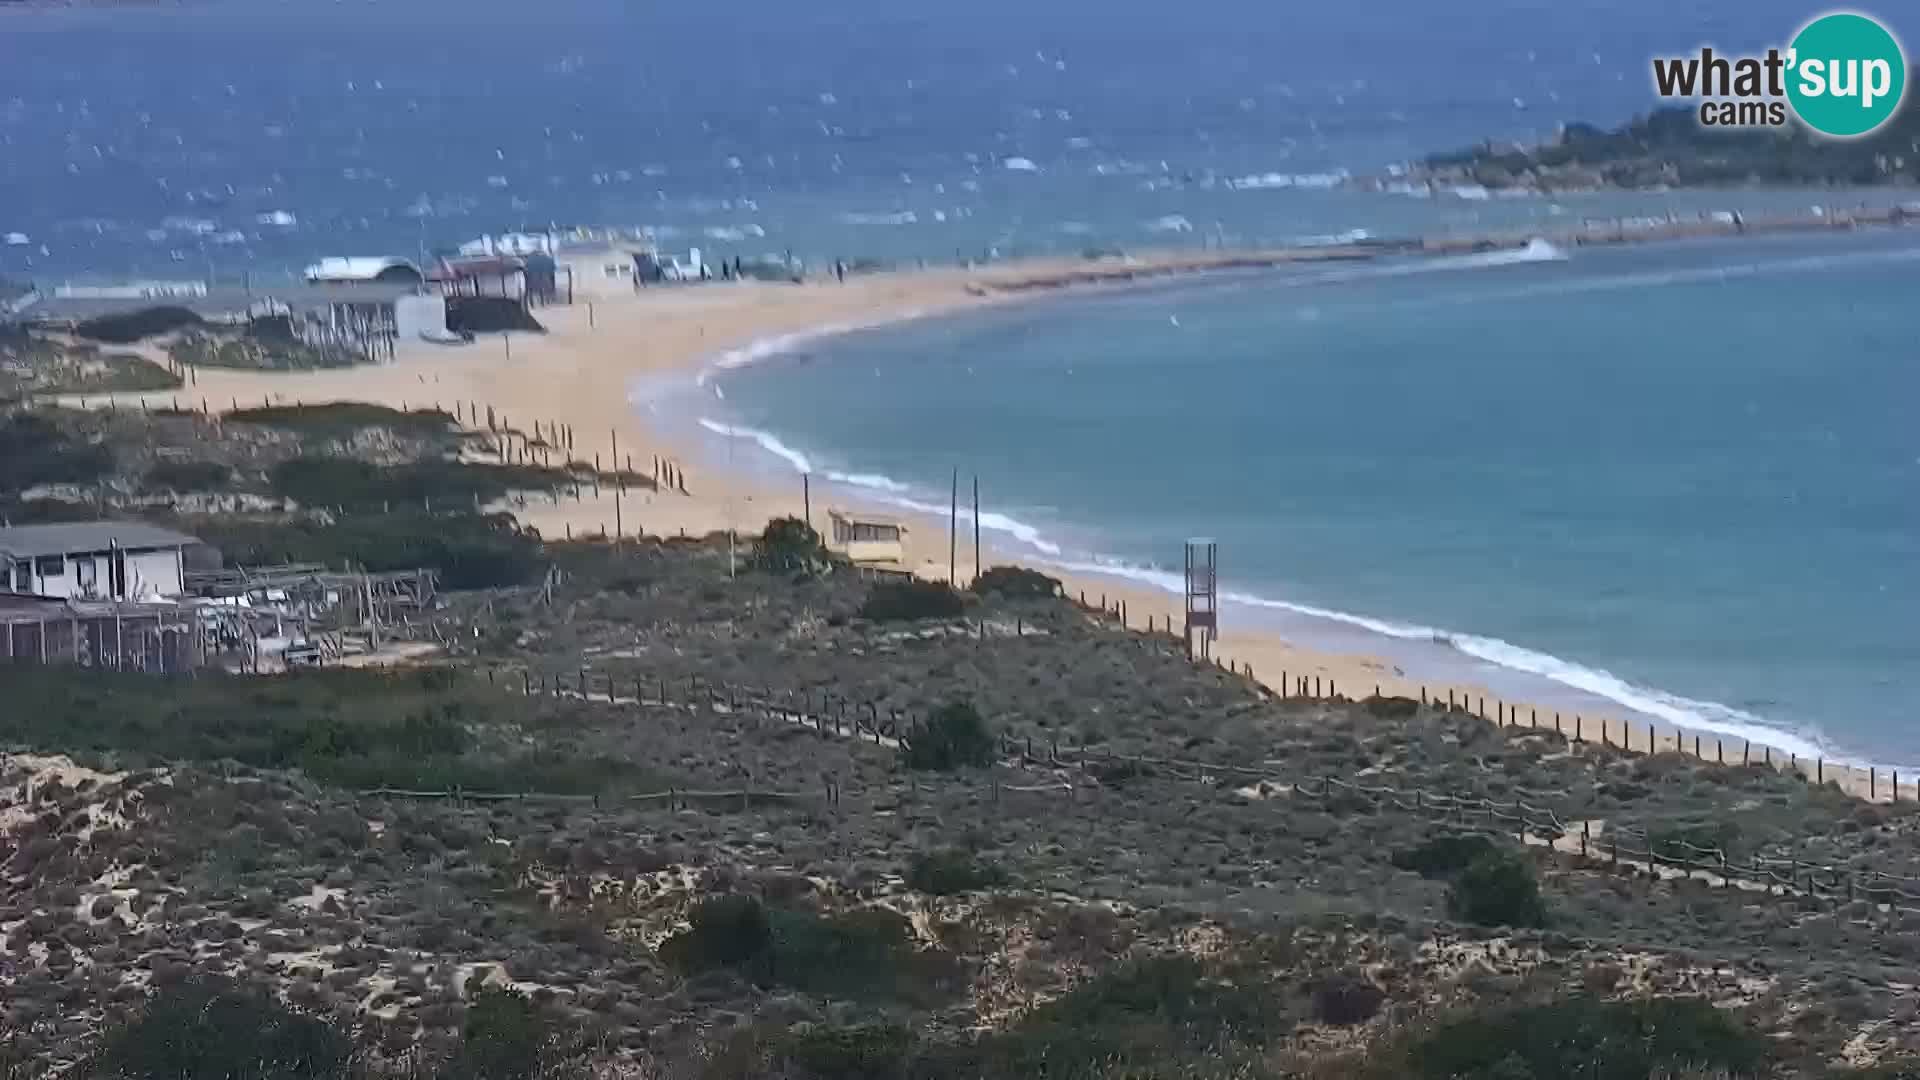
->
[692,228,1920,767]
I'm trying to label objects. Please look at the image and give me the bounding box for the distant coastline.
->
[1356,104,1920,195]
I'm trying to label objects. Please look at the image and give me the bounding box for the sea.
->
[2,0,1915,763]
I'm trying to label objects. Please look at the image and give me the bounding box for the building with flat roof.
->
[827,510,907,564]
[303,256,424,285]
[0,522,202,601]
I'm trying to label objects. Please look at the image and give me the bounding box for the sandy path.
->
[61,252,1893,803]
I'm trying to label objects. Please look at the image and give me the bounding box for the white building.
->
[0,522,200,601]
[828,510,907,564]
[303,256,425,285]
[552,243,655,298]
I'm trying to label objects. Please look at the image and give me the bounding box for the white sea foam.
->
[1146,214,1194,233]
[1444,236,1568,268]
[690,417,1063,556]
[1229,169,1349,190]
[255,210,297,227]
[695,418,814,474]
[837,211,919,226]
[1002,156,1040,172]
[1043,553,1830,760]
[1289,227,1373,247]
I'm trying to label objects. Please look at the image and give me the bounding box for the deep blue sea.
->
[3,0,1915,762]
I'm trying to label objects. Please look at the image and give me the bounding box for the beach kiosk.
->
[827,510,907,564]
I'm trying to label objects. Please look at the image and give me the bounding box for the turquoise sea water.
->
[689,228,1920,765]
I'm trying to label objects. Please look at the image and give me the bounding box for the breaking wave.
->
[1043,553,1831,761]
[686,408,1833,761]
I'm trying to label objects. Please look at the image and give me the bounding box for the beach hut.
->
[0,521,201,601]
[827,511,907,564]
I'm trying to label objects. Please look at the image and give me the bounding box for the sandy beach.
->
[66,247,1900,802]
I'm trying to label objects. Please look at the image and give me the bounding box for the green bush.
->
[1446,850,1547,928]
[85,977,353,1080]
[662,895,774,972]
[1390,833,1499,879]
[1311,971,1386,1026]
[903,703,995,771]
[225,403,456,438]
[905,849,1008,895]
[1363,695,1420,719]
[662,897,956,1005]
[191,511,543,590]
[73,306,204,344]
[972,565,1061,599]
[917,956,1282,1080]
[858,579,965,622]
[268,457,568,511]
[0,666,626,795]
[778,1024,914,1080]
[445,987,585,1080]
[0,412,114,494]
[1386,996,1768,1080]
[755,517,826,573]
[1648,820,1742,863]
[141,460,233,493]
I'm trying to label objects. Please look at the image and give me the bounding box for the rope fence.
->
[489,662,1920,914]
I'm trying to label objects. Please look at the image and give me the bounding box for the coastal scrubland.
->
[5,491,1920,1074]
[1412,104,1920,190]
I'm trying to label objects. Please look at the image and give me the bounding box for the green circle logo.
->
[1786,12,1907,137]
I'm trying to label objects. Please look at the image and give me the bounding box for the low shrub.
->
[662,895,773,972]
[0,666,624,795]
[1390,833,1499,879]
[191,511,543,590]
[905,849,1008,895]
[1090,757,1154,787]
[903,703,995,772]
[913,956,1283,1079]
[755,517,825,573]
[0,412,115,494]
[445,987,588,1080]
[1446,850,1547,928]
[1311,971,1387,1026]
[777,1024,914,1080]
[661,896,958,1005]
[1383,996,1768,1080]
[225,403,456,438]
[1363,695,1420,719]
[859,579,965,622]
[972,565,1061,599]
[1648,820,1742,863]
[85,976,353,1079]
[268,457,568,511]
[73,306,203,344]
[142,460,233,493]
[1030,955,1279,1050]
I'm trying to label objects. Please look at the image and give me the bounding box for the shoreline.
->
[53,232,1914,800]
